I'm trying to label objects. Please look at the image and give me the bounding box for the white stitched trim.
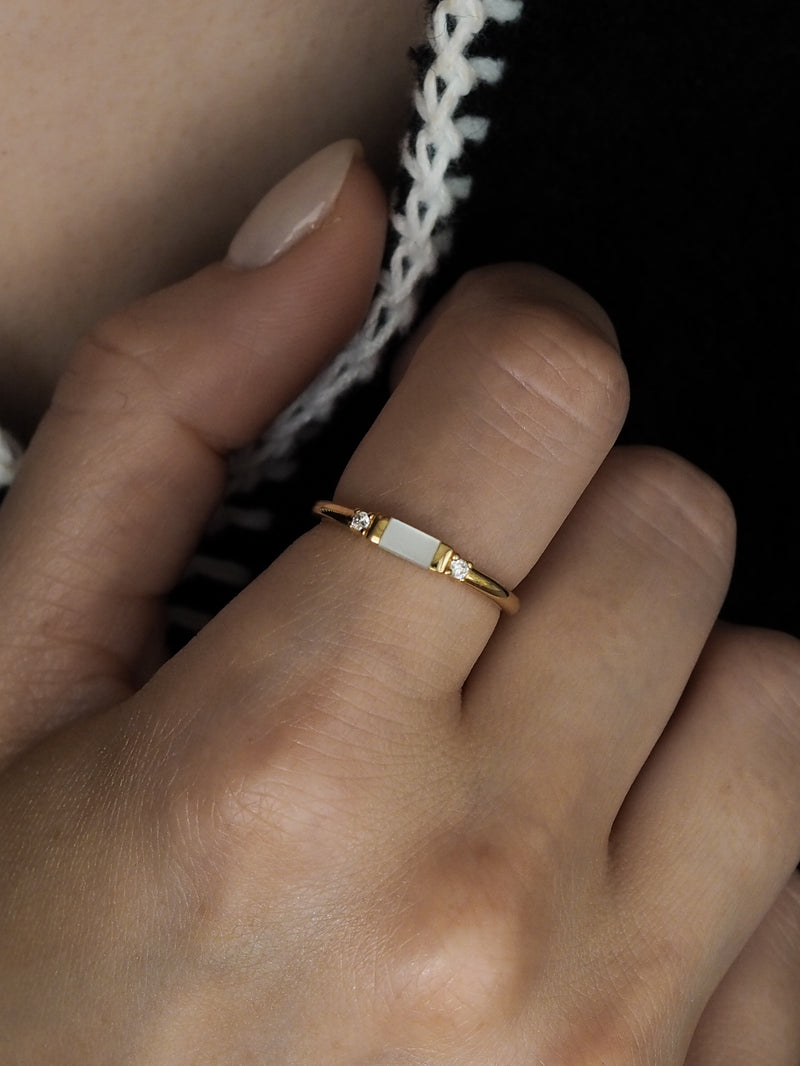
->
[230,0,522,492]
[483,0,523,19]
[470,57,506,84]
[0,428,22,489]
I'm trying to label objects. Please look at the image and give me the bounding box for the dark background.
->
[426,0,799,636]
[169,1,798,645]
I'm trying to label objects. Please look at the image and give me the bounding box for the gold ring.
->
[312,502,520,615]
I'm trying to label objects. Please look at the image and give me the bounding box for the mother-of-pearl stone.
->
[378,518,441,570]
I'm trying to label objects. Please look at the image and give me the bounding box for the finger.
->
[143,266,627,796]
[0,142,387,756]
[304,265,628,697]
[187,265,629,738]
[685,873,800,1066]
[464,446,735,845]
[613,624,800,1001]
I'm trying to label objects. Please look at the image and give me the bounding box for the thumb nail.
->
[227,139,364,270]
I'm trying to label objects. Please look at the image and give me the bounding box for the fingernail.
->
[227,139,363,270]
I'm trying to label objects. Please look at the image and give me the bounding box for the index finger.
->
[0,149,387,759]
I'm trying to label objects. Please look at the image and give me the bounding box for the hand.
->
[1,147,798,1065]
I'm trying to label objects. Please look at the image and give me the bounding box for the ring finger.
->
[210,263,630,718]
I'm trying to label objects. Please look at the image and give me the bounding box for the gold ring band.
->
[312,502,520,615]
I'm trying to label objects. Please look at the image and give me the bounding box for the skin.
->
[0,0,425,434]
[1,2,798,1060]
[0,158,799,1062]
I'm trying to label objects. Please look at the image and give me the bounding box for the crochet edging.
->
[229,0,524,493]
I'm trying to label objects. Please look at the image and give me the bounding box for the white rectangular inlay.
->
[379,518,440,570]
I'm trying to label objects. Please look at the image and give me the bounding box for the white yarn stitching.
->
[0,428,22,489]
[0,1,523,505]
[229,0,523,492]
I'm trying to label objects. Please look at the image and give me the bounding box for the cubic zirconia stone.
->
[450,557,470,582]
[350,510,371,533]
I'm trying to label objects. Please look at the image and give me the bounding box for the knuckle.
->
[609,446,737,573]
[376,826,556,1042]
[715,625,800,734]
[190,674,434,870]
[53,304,162,418]
[452,262,619,354]
[381,848,533,1031]
[443,270,629,459]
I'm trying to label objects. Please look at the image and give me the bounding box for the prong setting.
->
[449,557,471,582]
[350,510,372,533]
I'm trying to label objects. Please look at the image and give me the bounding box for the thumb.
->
[0,139,387,758]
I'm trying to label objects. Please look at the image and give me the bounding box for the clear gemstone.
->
[350,510,371,533]
[450,557,470,582]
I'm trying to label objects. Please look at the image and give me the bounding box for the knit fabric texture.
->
[3,1,798,640]
[169,0,524,638]
[428,0,799,635]
[0,429,20,490]
[230,0,523,493]
[0,0,523,634]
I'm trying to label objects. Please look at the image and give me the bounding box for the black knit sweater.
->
[2,2,797,641]
[425,1,799,636]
